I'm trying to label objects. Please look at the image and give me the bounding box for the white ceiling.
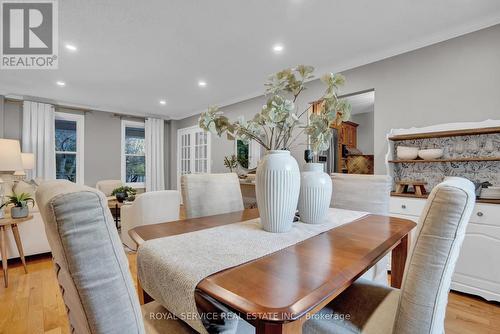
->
[1,0,500,119]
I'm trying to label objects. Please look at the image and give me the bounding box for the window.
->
[121,120,145,187]
[236,140,249,168]
[235,139,260,170]
[55,112,84,183]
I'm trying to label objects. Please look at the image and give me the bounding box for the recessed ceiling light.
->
[273,44,284,53]
[56,81,66,87]
[198,80,207,87]
[65,44,77,52]
[159,99,167,105]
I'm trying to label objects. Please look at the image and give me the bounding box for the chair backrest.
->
[131,190,180,224]
[95,179,123,196]
[181,173,244,218]
[393,178,476,334]
[330,173,392,215]
[36,180,145,334]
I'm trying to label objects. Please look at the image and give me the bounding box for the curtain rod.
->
[4,97,170,121]
[5,97,93,112]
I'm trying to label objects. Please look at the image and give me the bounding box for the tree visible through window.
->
[236,140,249,169]
[55,119,78,182]
[124,126,145,184]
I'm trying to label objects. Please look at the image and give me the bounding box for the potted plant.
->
[199,65,350,232]
[223,155,239,173]
[111,186,137,203]
[0,192,35,218]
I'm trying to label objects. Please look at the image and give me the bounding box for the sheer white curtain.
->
[145,118,165,191]
[22,101,56,180]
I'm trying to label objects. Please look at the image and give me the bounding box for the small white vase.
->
[298,163,332,224]
[256,150,300,233]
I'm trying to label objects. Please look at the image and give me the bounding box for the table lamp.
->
[0,139,24,217]
[14,153,35,177]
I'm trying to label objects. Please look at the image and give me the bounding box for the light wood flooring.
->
[0,253,498,334]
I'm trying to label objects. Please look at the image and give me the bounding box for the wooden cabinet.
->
[389,196,500,302]
[335,121,358,173]
[341,121,358,148]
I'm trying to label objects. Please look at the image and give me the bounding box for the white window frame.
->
[55,112,85,184]
[121,120,146,188]
[177,125,211,190]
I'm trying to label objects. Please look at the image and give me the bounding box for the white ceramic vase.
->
[298,163,332,224]
[256,150,300,233]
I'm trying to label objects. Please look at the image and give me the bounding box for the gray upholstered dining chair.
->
[36,180,195,334]
[330,173,392,285]
[304,177,476,334]
[181,173,244,218]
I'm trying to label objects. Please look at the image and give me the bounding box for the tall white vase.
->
[256,150,300,233]
[298,163,332,224]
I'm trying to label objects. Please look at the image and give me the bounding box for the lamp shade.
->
[0,139,23,172]
[21,153,35,170]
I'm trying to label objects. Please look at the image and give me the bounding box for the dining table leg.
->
[137,276,153,305]
[391,233,410,289]
[256,320,303,334]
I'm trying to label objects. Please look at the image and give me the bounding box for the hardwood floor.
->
[0,253,498,334]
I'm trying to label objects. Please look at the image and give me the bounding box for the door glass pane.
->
[56,153,77,182]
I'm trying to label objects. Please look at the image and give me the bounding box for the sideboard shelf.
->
[388,157,500,163]
[388,126,500,141]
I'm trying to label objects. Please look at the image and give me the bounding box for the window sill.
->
[125,182,145,189]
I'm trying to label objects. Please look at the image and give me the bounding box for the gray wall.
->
[0,95,4,138]
[81,110,122,187]
[170,24,500,185]
[351,111,374,155]
[3,100,23,140]
[0,100,171,188]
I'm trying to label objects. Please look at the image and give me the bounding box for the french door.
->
[177,126,211,190]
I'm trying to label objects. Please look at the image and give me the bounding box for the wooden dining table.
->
[130,208,416,334]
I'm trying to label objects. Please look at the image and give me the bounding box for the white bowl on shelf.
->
[418,149,444,160]
[397,146,419,160]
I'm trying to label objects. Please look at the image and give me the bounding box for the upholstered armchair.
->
[330,173,392,285]
[181,173,244,219]
[36,180,195,334]
[304,177,476,334]
[121,190,181,250]
[95,179,123,198]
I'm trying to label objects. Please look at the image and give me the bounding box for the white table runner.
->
[137,208,367,333]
